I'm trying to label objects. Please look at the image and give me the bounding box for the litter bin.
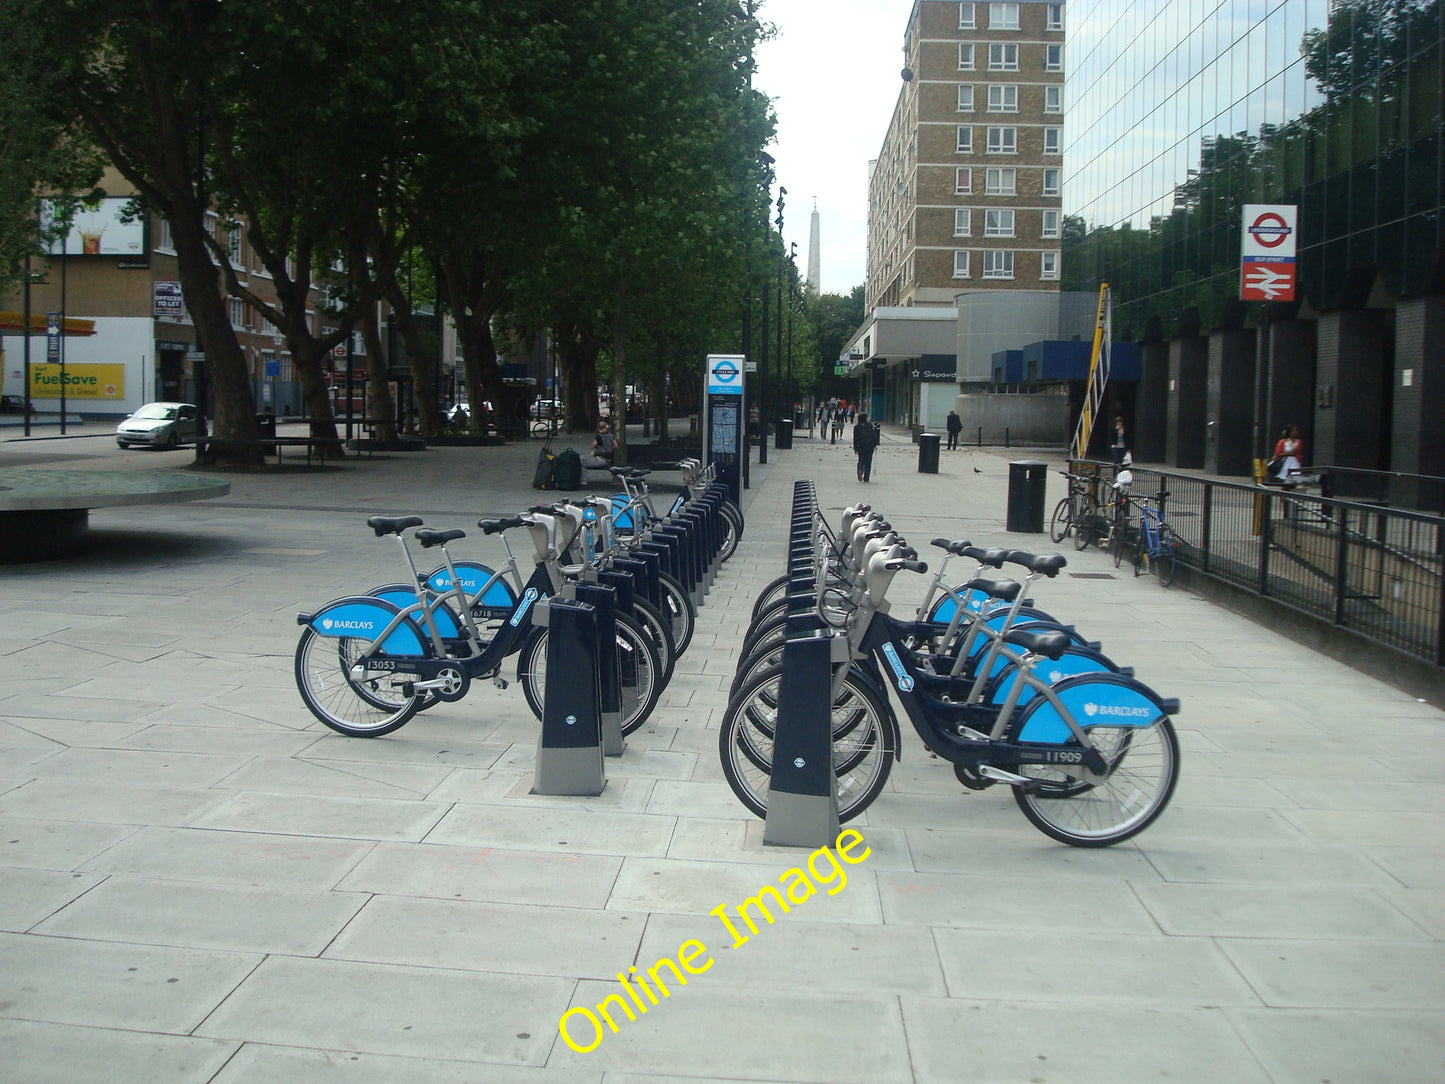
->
[775,419,794,449]
[256,411,277,439]
[917,432,940,474]
[1006,459,1048,532]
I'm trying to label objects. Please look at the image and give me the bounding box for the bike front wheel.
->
[1013,717,1180,846]
[1073,499,1099,550]
[657,572,696,656]
[518,612,663,735]
[294,629,422,737]
[1154,526,1178,587]
[718,666,892,822]
[1049,496,1074,543]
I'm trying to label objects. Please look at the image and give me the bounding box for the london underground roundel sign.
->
[1240,204,1297,302]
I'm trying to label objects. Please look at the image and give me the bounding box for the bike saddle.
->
[963,576,1022,602]
[478,516,525,535]
[416,528,466,548]
[1005,552,1068,577]
[961,545,1008,567]
[930,537,972,555]
[1003,627,1071,659]
[367,515,424,537]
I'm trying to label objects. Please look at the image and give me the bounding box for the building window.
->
[1043,127,1061,154]
[986,126,1017,154]
[985,167,1016,194]
[983,250,1014,279]
[958,43,975,70]
[1046,3,1064,30]
[988,43,1018,71]
[1041,251,1059,279]
[954,208,972,236]
[955,167,973,195]
[984,209,1015,237]
[1045,44,1063,71]
[957,84,975,112]
[226,225,242,265]
[953,250,971,278]
[989,3,1019,30]
[1044,85,1062,113]
[156,217,175,253]
[958,2,976,29]
[987,85,1018,112]
[1041,209,1061,237]
[956,126,974,153]
[1042,167,1060,195]
[229,298,244,328]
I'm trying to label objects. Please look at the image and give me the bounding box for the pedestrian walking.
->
[945,409,962,450]
[1111,416,1128,466]
[830,408,844,444]
[853,412,880,482]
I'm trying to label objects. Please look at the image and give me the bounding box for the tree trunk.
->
[168,214,259,461]
[610,278,628,465]
[360,306,396,438]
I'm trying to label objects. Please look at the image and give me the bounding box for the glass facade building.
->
[1063,0,1443,477]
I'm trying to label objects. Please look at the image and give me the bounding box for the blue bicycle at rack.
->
[294,512,663,737]
[720,547,1180,846]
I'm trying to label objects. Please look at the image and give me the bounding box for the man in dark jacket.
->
[853,413,880,482]
[945,409,962,450]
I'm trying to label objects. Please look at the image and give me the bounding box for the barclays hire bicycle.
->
[608,461,743,563]
[293,510,663,737]
[720,546,1179,846]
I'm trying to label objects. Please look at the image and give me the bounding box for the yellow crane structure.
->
[1070,283,1112,462]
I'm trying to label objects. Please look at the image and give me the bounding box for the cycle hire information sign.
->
[1240,204,1297,302]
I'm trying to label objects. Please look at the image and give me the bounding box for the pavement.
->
[0,421,1441,1083]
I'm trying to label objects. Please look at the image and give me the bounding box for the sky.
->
[752,0,910,297]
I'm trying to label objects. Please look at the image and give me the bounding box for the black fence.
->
[1072,460,1445,670]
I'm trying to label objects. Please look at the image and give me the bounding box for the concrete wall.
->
[1167,336,1208,469]
[1392,296,1445,480]
[954,291,1059,381]
[1265,318,1316,462]
[953,391,1068,444]
[1315,309,1390,470]
[1136,340,1169,463]
[1206,328,1256,477]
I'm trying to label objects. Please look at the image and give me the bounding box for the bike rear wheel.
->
[295,629,422,737]
[517,611,662,735]
[1073,498,1100,550]
[1013,717,1179,846]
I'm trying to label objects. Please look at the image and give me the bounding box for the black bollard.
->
[762,631,843,846]
[575,582,625,756]
[531,598,606,795]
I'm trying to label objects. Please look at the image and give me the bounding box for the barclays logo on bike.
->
[881,643,915,692]
[1083,702,1153,718]
[321,617,376,633]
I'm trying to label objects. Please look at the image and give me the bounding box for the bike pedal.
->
[493,677,510,690]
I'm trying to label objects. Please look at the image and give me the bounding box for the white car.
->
[116,402,201,449]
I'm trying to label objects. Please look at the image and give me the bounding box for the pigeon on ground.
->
[973,467,982,474]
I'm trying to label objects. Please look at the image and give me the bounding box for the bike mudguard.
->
[986,644,1120,706]
[302,596,429,656]
[425,562,518,610]
[927,591,1055,626]
[1012,672,1169,744]
[370,584,465,640]
[609,494,637,531]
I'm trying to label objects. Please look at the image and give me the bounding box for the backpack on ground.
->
[553,448,583,491]
[533,445,558,489]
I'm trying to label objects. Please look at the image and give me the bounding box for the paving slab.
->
[0,428,1441,1083]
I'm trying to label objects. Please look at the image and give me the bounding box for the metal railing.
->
[1071,460,1445,669]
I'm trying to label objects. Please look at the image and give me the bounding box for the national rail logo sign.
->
[1240,204,1298,302]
